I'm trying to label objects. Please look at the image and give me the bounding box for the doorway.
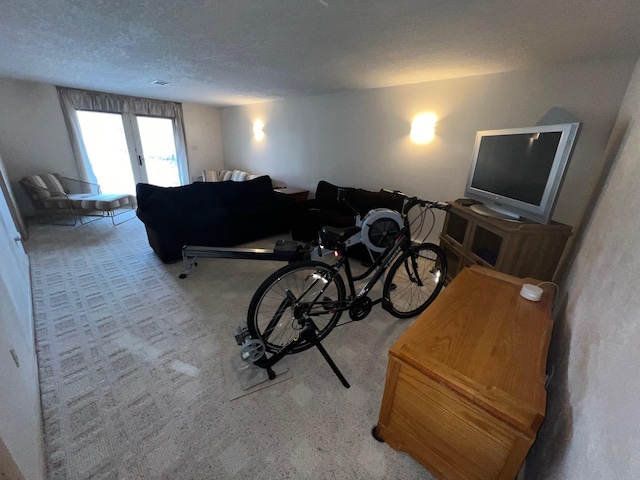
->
[77,111,181,195]
[0,152,45,480]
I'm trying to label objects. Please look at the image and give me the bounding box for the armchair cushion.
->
[72,193,136,212]
[22,174,66,200]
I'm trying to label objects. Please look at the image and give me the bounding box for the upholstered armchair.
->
[20,173,136,226]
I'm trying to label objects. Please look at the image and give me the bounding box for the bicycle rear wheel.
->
[382,243,446,318]
[247,261,346,354]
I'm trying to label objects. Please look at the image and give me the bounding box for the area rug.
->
[26,218,434,480]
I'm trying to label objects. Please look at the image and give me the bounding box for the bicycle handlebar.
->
[380,189,449,215]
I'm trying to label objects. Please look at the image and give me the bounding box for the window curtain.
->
[56,87,189,185]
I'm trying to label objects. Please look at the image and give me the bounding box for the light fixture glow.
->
[411,113,437,144]
[253,119,265,141]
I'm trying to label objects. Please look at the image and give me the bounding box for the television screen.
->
[465,123,580,224]
[471,131,562,206]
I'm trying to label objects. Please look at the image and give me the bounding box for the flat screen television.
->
[464,122,580,224]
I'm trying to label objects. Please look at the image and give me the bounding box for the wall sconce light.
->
[253,119,265,141]
[410,113,437,144]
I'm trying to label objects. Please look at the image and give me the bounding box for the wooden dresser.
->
[375,266,554,480]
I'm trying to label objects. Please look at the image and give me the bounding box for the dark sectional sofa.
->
[292,180,404,261]
[136,175,295,263]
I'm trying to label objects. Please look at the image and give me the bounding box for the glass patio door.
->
[76,111,182,194]
[134,116,180,187]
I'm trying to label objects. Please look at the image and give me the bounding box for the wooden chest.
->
[375,266,554,480]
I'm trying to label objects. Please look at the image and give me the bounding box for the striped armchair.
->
[20,173,136,226]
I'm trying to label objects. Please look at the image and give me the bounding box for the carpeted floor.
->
[26,218,434,479]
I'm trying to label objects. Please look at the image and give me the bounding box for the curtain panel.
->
[56,87,189,185]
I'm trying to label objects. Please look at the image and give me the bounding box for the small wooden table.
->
[375,266,554,480]
[274,187,309,202]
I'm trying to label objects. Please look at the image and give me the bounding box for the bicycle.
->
[238,191,449,387]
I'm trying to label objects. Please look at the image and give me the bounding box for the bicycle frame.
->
[295,223,418,320]
[347,228,411,295]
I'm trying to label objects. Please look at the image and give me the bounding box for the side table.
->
[274,187,309,202]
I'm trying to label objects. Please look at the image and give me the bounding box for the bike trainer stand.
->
[179,239,310,278]
[254,318,351,389]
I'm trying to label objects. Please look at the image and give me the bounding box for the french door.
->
[76,111,183,195]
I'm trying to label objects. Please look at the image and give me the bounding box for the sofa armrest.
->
[136,192,187,233]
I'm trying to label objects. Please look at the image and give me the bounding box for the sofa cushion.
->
[231,170,249,181]
[315,181,355,213]
[157,184,203,214]
[220,170,234,181]
[188,208,233,227]
[22,174,66,200]
[202,169,219,182]
[205,169,265,183]
[202,175,275,208]
[351,188,403,216]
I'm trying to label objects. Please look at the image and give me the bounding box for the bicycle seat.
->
[319,225,361,250]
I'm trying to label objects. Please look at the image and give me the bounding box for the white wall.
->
[0,79,78,180]
[182,102,224,182]
[525,58,640,480]
[220,59,635,238]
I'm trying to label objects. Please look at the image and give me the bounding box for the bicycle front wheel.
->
[382,243,447,318]
[247,261,346,354]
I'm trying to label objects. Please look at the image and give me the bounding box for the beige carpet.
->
[26,218,434,479]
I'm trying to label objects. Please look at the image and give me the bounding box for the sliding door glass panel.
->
[76,111,137,194]
[136,116,180,187]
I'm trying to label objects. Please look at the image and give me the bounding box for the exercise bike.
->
[235,191,449,387]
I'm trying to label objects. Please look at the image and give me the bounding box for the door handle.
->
[138,155,143,166]
[14,235,22,242]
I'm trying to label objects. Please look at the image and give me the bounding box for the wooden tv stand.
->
[375,266,554,480]
[439,201,572,283]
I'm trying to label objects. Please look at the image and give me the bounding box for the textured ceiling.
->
[1,0,640,106]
